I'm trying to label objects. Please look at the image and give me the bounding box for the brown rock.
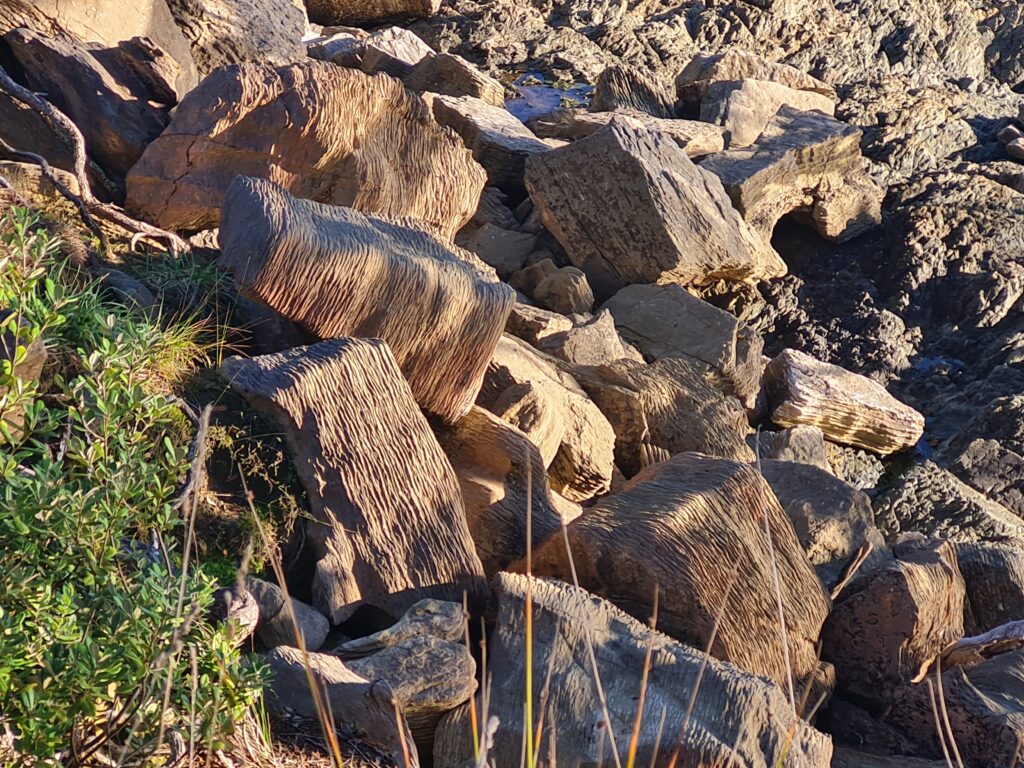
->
[335,599,466,659]
[676,49,837,104]
[821,540,965,703]
[700,79,836,149]
[0,311,47,438]
[304,0,440,26]
[524,121,785,301]
[218,177,515,422]
[504,303,572,344]
[536,310,633,366]
[956,542,1024,632]
[0,161,80,198]
[246,577,330,651]
[529,453,830,690]
[127,61,485,238]
[405,52,505,106]
[764,348,925,454]
[222,338,487,624]
[766,425,832,472]
[358,26,433,78]
[590,63,677,118]
[509,258,594,315]
[462,223,535,279]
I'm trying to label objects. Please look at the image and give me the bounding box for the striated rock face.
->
[127,61,485,238]
[222,338,487,624]
[529,453,830,691]
[305,0,440,26]
[764,348,925,454]
[590,63,677,118]
[218,177,514,423]
[434,573,834,768]
[524,121,785,300]
[956,543,1024,633]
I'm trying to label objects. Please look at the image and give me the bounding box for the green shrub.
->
[0,210,262,765]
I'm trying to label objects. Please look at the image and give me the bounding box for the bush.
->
[0,210,262,765]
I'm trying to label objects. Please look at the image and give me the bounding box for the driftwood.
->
[222,338,487,624]
[219,176,515,423]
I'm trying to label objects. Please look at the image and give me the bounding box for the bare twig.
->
[830,542,874,601]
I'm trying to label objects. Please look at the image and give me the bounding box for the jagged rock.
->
[405,52,505,106]
[222,337,487,624]
[821,540,964,703]
[700,79,836,149]
[508,258,594,315]
[766,425,832,472]
[601,283,764,409]
[433,573,833,768]
[335,600,465,658]
[4,28,173,181]
[428,94,549,194]
[358,26,433,78]
[825,442,886,491]
[529,453,829,690]
[246,577,329,651]
[572,358,754,476]
[461,223,535,278]
[305,0,440,26]
[764,349,925,454]
[164,0,306,76]
[874,461,1024,545]
[757,460,885,587]
[435,406,577,576]
[504,303,572,344]
[526,109,726,157]
[524,121,784,301]
[700,107,883,243]
[479,335,615,502]
[956,543,1024,633]
[126,61,485,238]
[590,63,677,118]
[536,310,632,366]
[676,49,837,104]
[218,177,514,422]
[265,646,419,768]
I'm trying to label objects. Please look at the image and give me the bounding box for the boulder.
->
[218,177,514,423]
[208,586,259,645]
[246,577,330,651]
[831,748,946,768]
[529,453,830,690]
[461,223,535,278]
[524,121,784,301]
[0,161,80,198]
[504,303,572,344]
[699,79,836,149]
[433,573,833,768]
[821,540,964,703]
[335,599,466,659]
[699,107,884,243]
[508,258,594,315]
[956,543,1024,633]
[404,52,505,106]
[479,335,615,502]
[222,338,487,624]
[536,310,633,366]
[601,283,764,409]
[304,0,441,26]
[572,358,754,476]
[676,49,837,104]
[590,63,677,118]
[766,425,832,472]
[764,349,925,454]
[126,61,485,239]
[358,26,433,78]
[305,29,366,67]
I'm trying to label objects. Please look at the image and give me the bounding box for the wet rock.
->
[246,577,329,651]
[508,258,594,315]
[700,79,836,149]
[405,52,506,106]
[590,63,677,118]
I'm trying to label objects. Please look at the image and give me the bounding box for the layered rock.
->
[218,177,514,422]
[590,63,677,118]
[222,338,486,624]
[404,52,505,106]
[126,61,485,238]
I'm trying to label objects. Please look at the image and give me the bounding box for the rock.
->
[529,453,830,690]
[222,338,486,624]
[573,358,754,477]
[831,748,946,768]
[0,161,80,198]
[305,29,365,66]
[218,177,514,423]
[700,79,836,149]
[435,406,577,576]
[526,109,726,158]
[601,283,764,410]
[164,0,306,76]
[433,572,833,768]
[461,223,535,279]
[1008,137,1024,160]
[94,268,158,313]
[956,543,1024,633]
[766,425,832,472]
[535,310,632,367]
[126,61,485,239]
[821,540,965,703]
[700,106,883,244]
[427,94,549,194]
[524,121,784,301]
[590,63,677,118]
[764,349,925,454]
[998,125,1024,145]
[264,646,419,768]
[245,577,330,651]
[358,26,433,79]
[825,442,886,491]
[404,52,505,106]
[479,335,615,502]
[4,28,173,181]
[675,49,837,105]
[508,258,594,315]
[757,460,885,588]
[874,461,1024,546]
[504,303,572,344]
[208,585,260,645]
[335,599,465,658]
[304,0,440,26]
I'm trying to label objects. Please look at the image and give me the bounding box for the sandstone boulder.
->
[246,576,330,651]
[536,310,634,367]
[524,121,784,300]
[358,26,433,78]
[508,258,594,315]
[218,177,514,422]
[956,543,1024,633]
[461,223,535,278]
[127,61,485,238]
[304,0,440,26]
[405,52,505,106]
[590,63,677,118]
[676,49,837,104]
[700,79,836,149]
[504,303,572,345]
[222,338,487,624]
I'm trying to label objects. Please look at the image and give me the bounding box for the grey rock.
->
[590,63,676,118]
[536,310,632,367]
[246,577,330,651]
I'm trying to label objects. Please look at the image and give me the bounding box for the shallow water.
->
[505,71,593,122]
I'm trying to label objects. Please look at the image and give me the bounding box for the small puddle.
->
[504,71,593,122]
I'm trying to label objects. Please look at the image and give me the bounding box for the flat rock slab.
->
[222,337,486,624]
[218,177,515,422]
[127,61,485,239]
[529,453,830,691]
[764,348,925,454]
[524,121,785,300]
